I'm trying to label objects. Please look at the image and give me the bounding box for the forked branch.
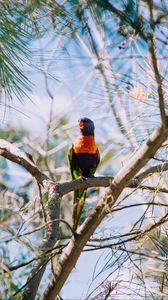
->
[41,121,168,300]
[0,118,168,300]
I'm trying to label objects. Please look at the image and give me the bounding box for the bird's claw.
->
[79,176,87,182]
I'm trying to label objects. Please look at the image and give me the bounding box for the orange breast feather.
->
[73,136,97,154]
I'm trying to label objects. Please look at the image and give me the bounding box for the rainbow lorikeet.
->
[68,118,100,230]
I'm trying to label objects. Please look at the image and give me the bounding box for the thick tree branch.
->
[0,142,62,299]
[21,185,61,300]
[0,120,168,300]
[40,121,168,299]
[59,162,168,194]
[0,139,49,188]
[0,139,168,195]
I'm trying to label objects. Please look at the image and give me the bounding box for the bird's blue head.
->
[78,118,95,136]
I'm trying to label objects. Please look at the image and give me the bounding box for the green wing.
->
[67,144,73,178]
[68,144,81,179]
[68,144,85,230]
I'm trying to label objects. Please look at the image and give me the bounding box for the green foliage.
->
[0,0,68,101]
[0,1,33,100]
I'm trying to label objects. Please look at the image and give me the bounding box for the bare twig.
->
[147,1,167,124]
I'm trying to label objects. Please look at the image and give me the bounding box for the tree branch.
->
[0,139,49,188]
[147,1,167,125]
[59,162,168,194]
[40,121,168,300]
[21,185,61,299]
[93,1,167,124]
[134,162,168,183]
[0,119,168,300]
[1,139,168,196]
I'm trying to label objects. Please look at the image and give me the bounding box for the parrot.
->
[68,118,100,230]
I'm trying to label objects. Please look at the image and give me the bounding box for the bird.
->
[68,118,100,230]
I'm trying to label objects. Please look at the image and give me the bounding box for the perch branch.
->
[0,118,168,300]
[0,139,168,196]
[40,121,168,300]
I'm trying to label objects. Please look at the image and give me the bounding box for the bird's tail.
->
[72,189,86,230]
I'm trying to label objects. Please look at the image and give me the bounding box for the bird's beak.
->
[78,120,84,129]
